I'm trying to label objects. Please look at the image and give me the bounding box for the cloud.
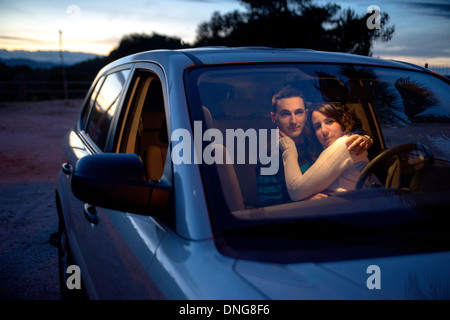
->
[0,35,42,42]
[374,28,450,59]
[177,0,235,2]
[395,1,450,19]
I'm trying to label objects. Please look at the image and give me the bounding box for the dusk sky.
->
[0,0,449,67]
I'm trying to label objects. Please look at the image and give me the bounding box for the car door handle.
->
[84,203,98,225]
[61,162,73,175]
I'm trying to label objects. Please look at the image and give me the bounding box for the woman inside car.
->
[279,102,370,201]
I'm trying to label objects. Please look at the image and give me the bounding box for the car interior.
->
[199,81,450,214]
[198,79,384,210]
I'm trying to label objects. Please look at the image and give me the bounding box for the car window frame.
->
[112,62,171,154]
[184,62,450,255]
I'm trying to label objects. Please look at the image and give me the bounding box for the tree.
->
[63,33,189,81]
[194,0,394,56]
[323,8,395,55]
[107,32,188,62]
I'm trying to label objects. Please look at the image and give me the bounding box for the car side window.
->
[117,69,168,181]
[80,76,105,129]
[85,69,131,151]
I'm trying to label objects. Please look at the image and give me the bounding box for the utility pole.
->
[59,30,68,100]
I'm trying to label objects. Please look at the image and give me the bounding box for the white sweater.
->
[280,136,369,201]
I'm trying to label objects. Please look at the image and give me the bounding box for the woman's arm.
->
[280,136,366,201]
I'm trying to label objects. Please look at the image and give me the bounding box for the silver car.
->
[55,47,450,300]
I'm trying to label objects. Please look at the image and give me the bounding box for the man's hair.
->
[271,86,305,114]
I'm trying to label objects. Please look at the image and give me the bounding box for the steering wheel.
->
[356,143,434,190]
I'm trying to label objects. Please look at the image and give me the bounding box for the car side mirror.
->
[71,153,171,215]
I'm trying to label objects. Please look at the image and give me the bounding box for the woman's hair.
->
[309,102,363,135]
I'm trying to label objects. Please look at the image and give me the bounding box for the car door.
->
[65,63,171,299]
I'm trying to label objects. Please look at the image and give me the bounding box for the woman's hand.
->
[306,193,329,200]
[278,128,287,138]
[279,130,296,153]
[346,134,372,155]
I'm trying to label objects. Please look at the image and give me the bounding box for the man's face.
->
[271,97,308,143]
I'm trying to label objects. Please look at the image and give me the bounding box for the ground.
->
[0,99,81,300]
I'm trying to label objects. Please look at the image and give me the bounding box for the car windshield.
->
[184,63,450,260]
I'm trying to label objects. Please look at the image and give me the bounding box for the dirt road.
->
[0,99,82,299]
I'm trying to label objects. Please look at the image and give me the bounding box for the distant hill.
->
[0,33,191,101]
[0,49,103,69]
[0,58,59,69]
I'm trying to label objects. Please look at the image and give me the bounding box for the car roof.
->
[113,46,428,73]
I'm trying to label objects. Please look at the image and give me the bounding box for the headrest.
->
[202,106,213,128]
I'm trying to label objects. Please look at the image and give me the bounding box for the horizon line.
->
[1,47,449,70]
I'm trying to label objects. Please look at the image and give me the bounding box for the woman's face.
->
[271,97,307,143]
[312,110,345,148]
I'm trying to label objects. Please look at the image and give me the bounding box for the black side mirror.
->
[71,153,171,215]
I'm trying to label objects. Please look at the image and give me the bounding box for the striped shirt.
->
[256,141,312,207]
